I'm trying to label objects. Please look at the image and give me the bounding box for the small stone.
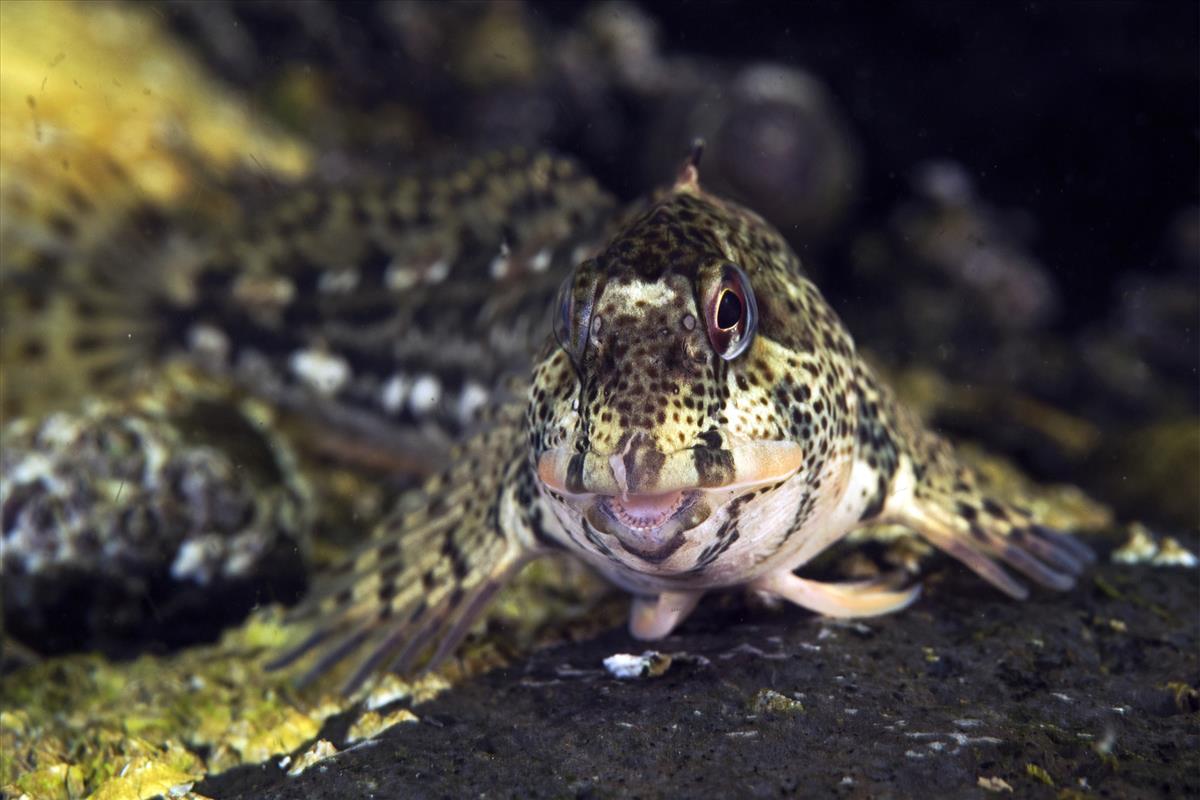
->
[347,708,419,744]
[603,651,673,679]
[977,775,1014,793]
[1153,537,1198,568]
[1112,523,1160,564]
[749,688,805,715]
[286,739,338,777]
[1025,763,1055,788]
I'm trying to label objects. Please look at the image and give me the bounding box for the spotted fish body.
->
[521,162,1093,638]
[3,148,1093,690]
[2,148,614,463]
[171,149,617,467]
[263,155,1093,688]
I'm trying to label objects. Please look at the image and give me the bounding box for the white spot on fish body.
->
[170,536,224,584]
[489,241,512,280]
[409,374,441,415]
[530,248,552,272]
[289,349,351,395]
[379,374,411,414]
[318,269,359,294]
[187,324,229,362]
[386,259,419,291]
[457,381,489,423]
[427,258,450,283]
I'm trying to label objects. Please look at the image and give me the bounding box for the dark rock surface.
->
[198,549,1199,799]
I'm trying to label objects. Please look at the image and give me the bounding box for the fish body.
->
[1,148,1093,689]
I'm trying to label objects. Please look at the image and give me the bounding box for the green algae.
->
[0,542,599,799]
[2,609,305,798]
[0,607,403,797]
[1025,762,1056,788]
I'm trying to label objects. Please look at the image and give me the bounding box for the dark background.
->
[165,0,1199,333]
[593,1,1200,331]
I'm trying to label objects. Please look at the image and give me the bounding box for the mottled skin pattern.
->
[271,160,1093,689]
[3,149,1093,692]
[3,148,614,459]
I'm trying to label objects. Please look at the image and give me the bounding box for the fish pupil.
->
[717,290,742,330]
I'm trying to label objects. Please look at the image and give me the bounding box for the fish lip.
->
[536,440,803,498]
[537,440,801,563]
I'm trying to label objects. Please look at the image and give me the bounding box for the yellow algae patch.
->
[284,739,338,777]
[89,756,197,800]
[347,708,420,744]
[359,672,452,712]
[0,599,524,798]
[11,763,87,800]
[221,706,322,768]
[0,0,310,205]
[0,607,322,797]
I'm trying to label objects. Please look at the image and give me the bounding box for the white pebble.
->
[604,653,652,679]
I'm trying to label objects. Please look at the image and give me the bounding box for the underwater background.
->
[1,2,1196,798]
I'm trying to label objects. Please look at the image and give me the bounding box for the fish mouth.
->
[602,490,691,531]
[585,490,707,563]
[537,441,802,563]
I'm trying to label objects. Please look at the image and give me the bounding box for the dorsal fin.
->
[673,138,706,192]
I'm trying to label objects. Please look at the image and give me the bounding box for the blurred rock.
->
[1,394,311,655]
[642,63,861,243]
[1094,421,1200,532]
[894,160,1058,330]
[158,0,859,243]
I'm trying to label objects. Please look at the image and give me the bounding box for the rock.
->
[194,552,1198,799]
[1,392,311,656]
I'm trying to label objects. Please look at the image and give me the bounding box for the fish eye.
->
[553,262,598,365]
[553,274,574,346]
[704,264,758,359]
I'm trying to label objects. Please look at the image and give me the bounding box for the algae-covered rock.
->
[0,536,603,799]
[0,0,309,207]
[0,608,311,797]
[1,389,311,655]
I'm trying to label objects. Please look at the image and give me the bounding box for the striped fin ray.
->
[0,154,176,418]
[268,397,546,694]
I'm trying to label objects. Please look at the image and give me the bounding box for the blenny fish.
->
[2,145,1094,692]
